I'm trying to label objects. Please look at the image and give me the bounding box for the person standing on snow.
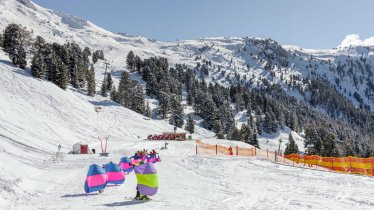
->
[228,146,233,155]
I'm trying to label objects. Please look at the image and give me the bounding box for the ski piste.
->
[1,0,374,210]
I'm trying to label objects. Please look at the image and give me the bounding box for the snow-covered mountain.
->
[2,1,374,209]
[2,0,374,112]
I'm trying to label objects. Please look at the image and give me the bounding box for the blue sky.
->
[33,0,374,49]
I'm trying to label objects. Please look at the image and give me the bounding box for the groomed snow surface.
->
[0,52,374,210]
[7,142,374,210]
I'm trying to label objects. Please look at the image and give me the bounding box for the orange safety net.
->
[195,140,256,156]
[285,154,374,176]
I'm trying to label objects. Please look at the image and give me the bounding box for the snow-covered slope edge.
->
[0,50,190,207]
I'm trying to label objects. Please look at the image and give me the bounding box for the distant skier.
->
[228,146,233,155]
[58,144,62,152]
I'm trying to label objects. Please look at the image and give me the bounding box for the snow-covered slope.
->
[6,140,374,210]
[1,1,374,208]
[0,49,192,207]
[2,50,373,209]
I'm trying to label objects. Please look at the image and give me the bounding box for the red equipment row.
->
[148,134,174,140]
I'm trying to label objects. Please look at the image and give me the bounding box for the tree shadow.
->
[0,59,15,66]
[89,100,121,107]
[111,70,124,79]
[61,193,98,198]
[0,59,33,78]
[102,200,145,207]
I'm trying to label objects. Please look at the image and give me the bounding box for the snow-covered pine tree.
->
[42,43,53,81]
[106,73,113,92]
[213,120,225,139]
[118,71,131,107]
[2,24,30,68]
[185,114,195,134]
[284,133,298,155]
[55,58,68,90]
[227,125,240,141]
[92,50,104,64]
[240,124,252,143]
[110,85,118,102]
[134,55,142,73]
[158,92,170,119]
[142,65,150,82]
[87,65,96,96]
[250,131,259,148]
[201,99,216,130]
[130,82,145,114]
[31,54,46,79]
[77,56,86,88]
[144,100,152,118]
[126,51,135,71]
[100,76,108,97]
[92,51,98,64]
[68,44,80,88]
[83,47,91,58]
[0,33,3,48]
[31,36,46,57]
[169,94,184,128]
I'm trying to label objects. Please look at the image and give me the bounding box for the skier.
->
[134,186,150,200]
[134,185,149,200]
[150,149,157,155]
[228,146,233,155]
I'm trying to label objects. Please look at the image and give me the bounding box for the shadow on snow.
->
[102,200,147,207]
[61,193,98,198]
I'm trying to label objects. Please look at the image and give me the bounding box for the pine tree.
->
[227,126,240,141]
[77,57,86,88]
[31,54,46,79]
[87,65,96,96]
[158,92,170,119]
[144,100,152,117]
[92,51,98,64]
[0,33,3,48]
[213,120,225,139]
[110,85,118,102]
[240,124,252,143]
[250,132,259,148]
[284,133,298,155]
[185,114,195,133]
[55,58,68,90]
[18,47,27,69]
[169,95,184,127]
[202,99,217,130]
[134,55,142,73]
[3,24,30,68]
[92,50,104,64]
[130,83,145,114]
[118,71,131,107]
[101,76,108,97]
[321,133,339,157]
[126,51,135,71]
[106,73,113,91]
[146,72,157,97]
[68,44,80,88]
[264,112,277,133]
[31,36,46,57]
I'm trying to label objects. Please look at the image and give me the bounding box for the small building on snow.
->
[72,142,89,154]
